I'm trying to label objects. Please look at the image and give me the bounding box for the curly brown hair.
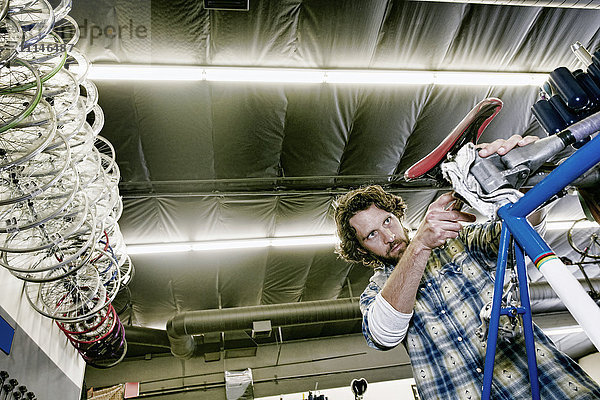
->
[333,185,406,268]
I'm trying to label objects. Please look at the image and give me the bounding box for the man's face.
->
[349,204,409,264]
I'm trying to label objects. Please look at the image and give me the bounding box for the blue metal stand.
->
[481,225,540,400]
[481,129,600,399]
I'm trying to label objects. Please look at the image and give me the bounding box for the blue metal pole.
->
[482,224,511,400]
[514,242,540,400]
[506,132,600,218]
[497,213,552,266]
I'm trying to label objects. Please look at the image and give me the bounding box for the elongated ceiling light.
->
[88,64,548,86]
[126,234,339,255]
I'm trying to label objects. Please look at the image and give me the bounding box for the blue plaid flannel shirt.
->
[360,222,600,399]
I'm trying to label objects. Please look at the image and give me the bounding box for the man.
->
[333,135,600,399]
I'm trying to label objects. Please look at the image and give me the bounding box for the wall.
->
[0,267,86,399]
[85,334,412,399]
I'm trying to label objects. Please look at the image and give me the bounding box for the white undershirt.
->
[368,292,413,347]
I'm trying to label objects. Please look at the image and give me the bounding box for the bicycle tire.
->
[9,237,96,284]
[58,302,113,336]
[44,97,86,148]
[67,304,117,345]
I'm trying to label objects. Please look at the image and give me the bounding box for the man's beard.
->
[377,238,408,264]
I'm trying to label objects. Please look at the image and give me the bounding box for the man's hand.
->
[411,192,476,250]
[477,134,546,226]
[477,134,539,157]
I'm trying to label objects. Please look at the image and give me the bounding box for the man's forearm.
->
[380,241,431,314]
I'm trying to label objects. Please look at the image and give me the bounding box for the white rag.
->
[441,143,523,220]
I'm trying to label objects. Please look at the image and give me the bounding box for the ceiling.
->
[76,0,600,396]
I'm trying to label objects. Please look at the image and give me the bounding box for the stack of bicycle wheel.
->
[0,0,133,369]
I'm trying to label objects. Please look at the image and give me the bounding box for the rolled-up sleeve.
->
[360,274,412,350]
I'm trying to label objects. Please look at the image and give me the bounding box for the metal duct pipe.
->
[164,279,600,359]
[530,278,600,302]
[166,298,361,359]
[416,0,600,8]
[125,326,171,349]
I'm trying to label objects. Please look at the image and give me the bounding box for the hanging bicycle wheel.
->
[48,0,72,25]
[0,193,89,253]
[80,79,98,113]
[42,67,79,118]
[11,0,55,47]
[103,195,123,230]
[0,61,42,133]
[88,104,105,136]
[63,303,117,347]
[0,133,72,206]
[16,35,68,90]
[0,16,24,68]
[25,262,106,321]
[75,147,101,189]
[0,170,77,236]
[52,14,77,46]
[40,97,85,151]
[567,218,600,259]
[63,47,89,84]
[91,247,121,304]
[86,337,127,370]
[8,238,96,285]
[0,99,57,171]
[118,254,134,287]
[0,162,77,232]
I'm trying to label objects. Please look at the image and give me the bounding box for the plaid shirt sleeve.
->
[359,268,397,351]
[459,221,502,269]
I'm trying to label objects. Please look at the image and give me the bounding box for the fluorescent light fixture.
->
[88,64,548,86]
[89,65,204,81]
[543,325,584,336]
[126,235,339,254]
[546,220,599,231]
[204,67,324,83]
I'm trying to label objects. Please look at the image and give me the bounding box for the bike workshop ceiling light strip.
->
[87,64,548,86]
[126,235,340,255]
